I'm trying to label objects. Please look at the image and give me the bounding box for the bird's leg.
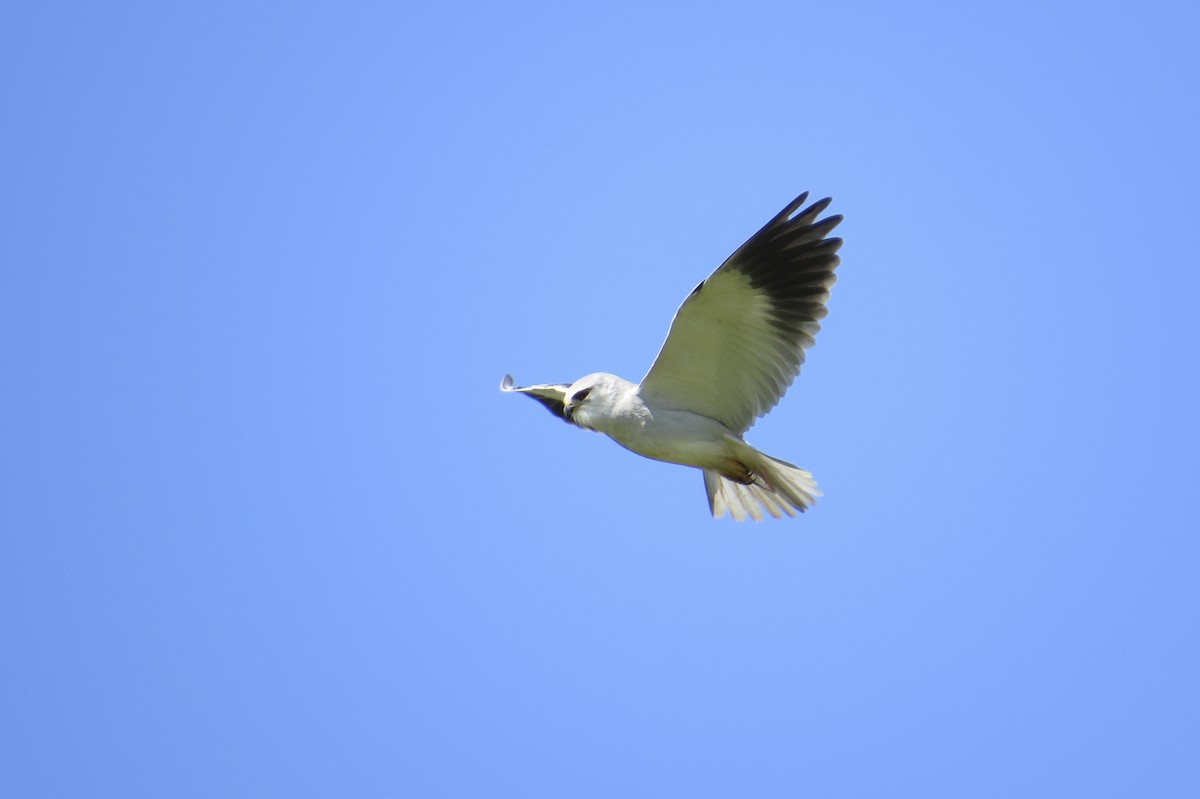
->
[719,460,759,486]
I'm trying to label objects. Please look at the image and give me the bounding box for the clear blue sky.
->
[3,1,1199,796]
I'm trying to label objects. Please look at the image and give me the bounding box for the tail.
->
[703,450,821,522]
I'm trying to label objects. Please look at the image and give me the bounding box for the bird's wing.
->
[639,193,843,433]
[500,374,572,422]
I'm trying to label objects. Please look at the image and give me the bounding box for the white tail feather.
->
[703,452,821,521]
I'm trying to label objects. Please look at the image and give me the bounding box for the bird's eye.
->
[571,387,592,403]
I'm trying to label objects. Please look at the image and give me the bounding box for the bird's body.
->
[566,375,735,469]
[502,192,843,521]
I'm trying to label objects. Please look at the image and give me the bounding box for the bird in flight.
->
[502,192,843,521]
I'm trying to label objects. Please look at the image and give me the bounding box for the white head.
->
[562,372,632,431]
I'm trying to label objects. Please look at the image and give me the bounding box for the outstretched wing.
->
[500,374,572,423]
[638,193,843,434]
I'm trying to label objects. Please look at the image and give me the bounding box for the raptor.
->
[502,192,843,521]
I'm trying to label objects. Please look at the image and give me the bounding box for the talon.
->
[720,461,757,485]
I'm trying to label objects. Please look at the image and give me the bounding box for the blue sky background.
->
[3,1,1199,796]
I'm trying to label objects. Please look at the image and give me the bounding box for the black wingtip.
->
[772,192,811,225]
[755,193,839,243]
[784,197,836,231]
